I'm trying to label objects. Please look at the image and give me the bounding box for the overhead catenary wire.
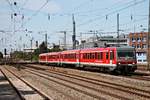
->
[5,0,15,12]
[22,0,29,8]
[72,0,138,15]
[24,0,50,24]
[58,0,145,32]
[16,0,51,31]
[17,0,139,17]
[77,0,146,27]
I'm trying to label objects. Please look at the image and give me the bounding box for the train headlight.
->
[132,62,135,64]
[118,63,120,65]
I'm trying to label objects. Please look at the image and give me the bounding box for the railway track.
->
[0,69,24,100]
[22,64,150,100]
[27,64,150,82]
[21,68,110,99]
[6,65,106,100]
[25,64,150,83]
[127,75,150,81]
[1,67,52,100]
[125,72,150,81]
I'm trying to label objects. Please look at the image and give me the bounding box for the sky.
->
[0,0,149,53]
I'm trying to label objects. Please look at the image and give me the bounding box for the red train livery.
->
[39,46,137,74]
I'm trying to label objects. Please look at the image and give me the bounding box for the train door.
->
[110,50,114,65]
[106,51,109,64]
[76,51,80,67]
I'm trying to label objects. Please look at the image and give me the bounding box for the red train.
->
[39,46,137,74]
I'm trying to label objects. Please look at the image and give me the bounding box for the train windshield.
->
[117,50,136,60]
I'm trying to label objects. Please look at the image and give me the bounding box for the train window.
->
[89,53,91,59]
[101,52,103,59]
[71,54,73,59]
[97,52,101,59]
[83,54,85,59]
[68,54,69,59]
[110,51,114,60]
[54,55,57,59]
[87,53,88,59]
[70,54,71,59]
[95,52,97,59]
[90,53,92,59]
[91,53,94,59]
[67,54,69,59]
[97,52,103,60]
[97,53,100,59]
[83,54,86,59]
[85,54,86,59]
[70,54,72,59]
[74,53,76,59]
[106,52,109,60]
[86,53,88,59]
[93,53,95,59]
[87,53,90,59]
[85,53,87,59]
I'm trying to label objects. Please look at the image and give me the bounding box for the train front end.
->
[116,47,137,74]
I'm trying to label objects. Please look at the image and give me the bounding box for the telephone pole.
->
[30,38,33,62]
[72,14,76,49]
[117,13,120,47]
[58,31,67,50]
[45,33,48,52]
[147,0,150,71]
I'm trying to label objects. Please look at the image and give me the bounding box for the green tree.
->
[49,44,62,52]
[0,52,3,59]
[39,42,49,53]
[33,42,63,61]
[32,41,49,61]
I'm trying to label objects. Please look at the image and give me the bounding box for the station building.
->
[77,36,128,49]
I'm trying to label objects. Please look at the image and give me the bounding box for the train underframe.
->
[39,62,137,75]
[114,64,137,74]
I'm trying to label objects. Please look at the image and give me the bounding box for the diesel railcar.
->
[39,46,137,74]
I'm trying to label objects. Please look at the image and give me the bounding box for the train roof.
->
[61,49,80,54]
[47,52,61,55]
[39,53,48,56]
[40,51,61,55]
[39,46,135,56]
